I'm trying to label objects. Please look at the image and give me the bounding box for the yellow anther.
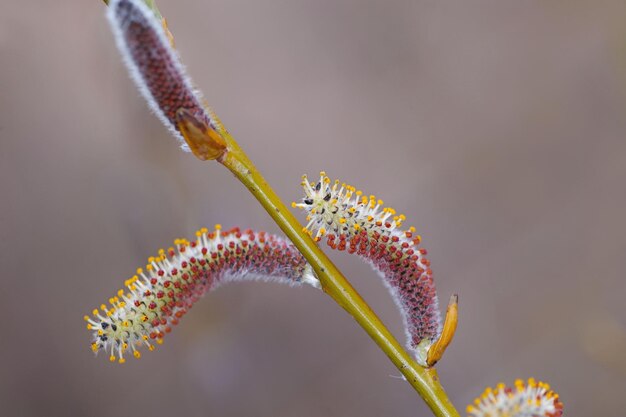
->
[157,338,164,345]
[291,202,297,208]
[91,343,99,352]
[339,218,346,224]
[109,355,116,362]
[118,358,126,364]
[136,268,143,275]
[215,224,222,230]
[117,289,124,297]
[97,330,103,336]
[148,344,155,351]
[100,304,107,311]
[147,264,153,271]
[133,351,141,359]
[83,315,90,321]
[354,224,360,230]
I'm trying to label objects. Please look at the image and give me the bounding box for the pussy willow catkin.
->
[107,0,221,151]
[293,172,441,365]
[85,226,318,363]
[467,379,563,417]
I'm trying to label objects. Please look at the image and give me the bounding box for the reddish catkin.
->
[107,0,223,151]
[293,173,441,365]
[85,226,318,363]
[467,379,563,417]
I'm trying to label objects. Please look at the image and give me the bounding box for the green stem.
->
[102,1,459,414]
[218,137,460,417]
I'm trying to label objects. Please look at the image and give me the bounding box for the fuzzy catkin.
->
[107,0,216,150]
[85,226,318,363]
[467,379,563,417]
[294,173,441,364]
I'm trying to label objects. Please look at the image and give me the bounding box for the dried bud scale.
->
[467,379,563,417]
[293,172,441,365]
[85,226,318,363]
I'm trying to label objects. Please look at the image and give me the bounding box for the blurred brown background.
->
[1,1,625,416]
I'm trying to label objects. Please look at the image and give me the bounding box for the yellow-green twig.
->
[218,134,460,417]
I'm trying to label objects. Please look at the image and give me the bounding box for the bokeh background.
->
[1,1,625,416]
